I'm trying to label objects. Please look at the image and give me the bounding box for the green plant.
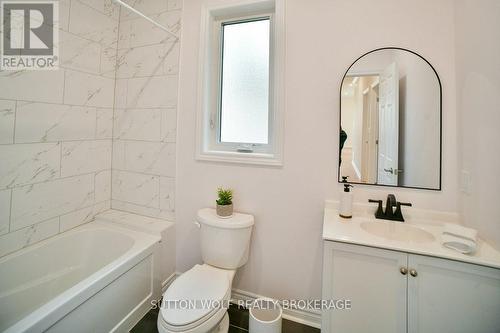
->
[216,187,233,206]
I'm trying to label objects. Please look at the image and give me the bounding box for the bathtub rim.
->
[2,220,161,333]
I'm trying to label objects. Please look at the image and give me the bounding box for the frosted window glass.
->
[220,19,270,144]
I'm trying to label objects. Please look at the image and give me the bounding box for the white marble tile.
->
[114,79,128,109]
[69,0,118,46]
[100,46,117,78]
[0,70,65,104]
[0,100,15,144]
[160,176,175,212]
[119,0,168,21]
[0,218,60,258]
[111,199,174,221]
[0,143,60,189]
[112,170,159,207]
[96,108,114,139]
[60,201,110,232]
[77,0,119,20]
[112,141,175,177]
[59,0,71,31]
[116,42,179,78]
[11,174,94,230]
[15,102,96,143]
[61,140,112,177]
[0,189,11,236]
[161,107,177,142]
[118,10,180,49]
[115,75,178,109]
[64,70,115,108]
[167,0,182,11]
[60,30,101,74]
[113,108,161,141]
[163,42,180,75]
[95,170,112,202]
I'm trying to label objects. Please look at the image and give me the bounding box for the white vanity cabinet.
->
[322,241,500,333]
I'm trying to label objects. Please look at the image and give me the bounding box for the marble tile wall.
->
[111,0,180,220]
[0,0,119,257]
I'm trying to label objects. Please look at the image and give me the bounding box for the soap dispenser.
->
[339,176,353,219]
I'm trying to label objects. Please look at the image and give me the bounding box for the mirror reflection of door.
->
[377,62,399,186]
[339,48,441,190]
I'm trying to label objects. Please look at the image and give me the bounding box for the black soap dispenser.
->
[339,176,353,218]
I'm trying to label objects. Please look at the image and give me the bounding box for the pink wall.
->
[455,0,500,249]
[176,0,458,300]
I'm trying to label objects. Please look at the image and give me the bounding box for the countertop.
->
[323,201,500,270]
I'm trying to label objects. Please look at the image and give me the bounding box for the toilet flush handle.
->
[194,221,201,228]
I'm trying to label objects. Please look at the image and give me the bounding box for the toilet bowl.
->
[157,264,234,333]
[157,208,254,333]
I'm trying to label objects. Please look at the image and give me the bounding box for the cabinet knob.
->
[400,267,408,275]
[409,269,418,277]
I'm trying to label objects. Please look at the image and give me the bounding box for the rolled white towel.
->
[442,223,478,254]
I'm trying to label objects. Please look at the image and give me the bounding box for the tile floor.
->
[131,304,320,333]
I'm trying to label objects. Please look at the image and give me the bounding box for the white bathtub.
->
[0,220,160,333]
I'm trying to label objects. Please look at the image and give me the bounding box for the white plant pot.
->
[216,204,233,218]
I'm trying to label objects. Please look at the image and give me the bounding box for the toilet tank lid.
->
[197,208,254,229]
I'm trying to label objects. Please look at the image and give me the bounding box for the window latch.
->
[210,115,215,129]
[237,144,254,153]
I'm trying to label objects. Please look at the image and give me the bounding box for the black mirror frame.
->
[338,47,443,191]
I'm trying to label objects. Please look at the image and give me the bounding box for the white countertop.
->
[323,201,500,269]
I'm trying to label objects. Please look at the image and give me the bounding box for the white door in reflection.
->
[377,62,399,186]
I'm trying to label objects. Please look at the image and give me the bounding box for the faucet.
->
[368,194,412,222]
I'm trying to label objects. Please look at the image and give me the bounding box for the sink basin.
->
[360,221,435,243]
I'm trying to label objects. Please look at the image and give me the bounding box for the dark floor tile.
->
[282,319,320,333]
[130,307,159,333]
[132,303,320,333]
[228,303,249,330]
[229,325,249,333]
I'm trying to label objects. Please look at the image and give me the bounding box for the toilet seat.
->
[158,264,234,333]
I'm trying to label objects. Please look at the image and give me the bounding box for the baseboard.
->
[230,288,321,329]
[161,272,179,293]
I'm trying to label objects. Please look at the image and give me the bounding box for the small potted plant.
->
[216,187,233,218]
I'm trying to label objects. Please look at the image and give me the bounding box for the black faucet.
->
[368,194,412,222]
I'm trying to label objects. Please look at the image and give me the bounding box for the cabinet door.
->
[322,242,408,333]
[408,254,500,333]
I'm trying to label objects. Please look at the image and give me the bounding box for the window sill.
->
[196,150,283,167]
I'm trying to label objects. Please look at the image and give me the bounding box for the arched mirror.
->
[339,48,442,190]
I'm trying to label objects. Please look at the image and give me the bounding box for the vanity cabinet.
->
[322,241,500,333]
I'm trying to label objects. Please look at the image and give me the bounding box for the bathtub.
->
[0,220,160,333]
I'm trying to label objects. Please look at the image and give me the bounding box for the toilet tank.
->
[196,208,254,269]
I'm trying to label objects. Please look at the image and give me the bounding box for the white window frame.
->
[196,0,285,166]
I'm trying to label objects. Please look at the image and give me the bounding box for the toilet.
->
[157,208,254,333]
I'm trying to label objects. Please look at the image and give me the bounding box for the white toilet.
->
[157,208,254,333]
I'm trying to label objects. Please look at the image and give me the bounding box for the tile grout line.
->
[113,168,174,179]
[8,188,13,233]
[0,169,111,191]
[111,198,174,216]
[110,4,122,209]
[12,101,17,144]
[0,138,117,146]
[59,141,63,177]
[0,97,177,111]
[62,68,67,103]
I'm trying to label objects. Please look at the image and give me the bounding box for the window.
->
[220,18,270,146]
[197,1,284,166]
